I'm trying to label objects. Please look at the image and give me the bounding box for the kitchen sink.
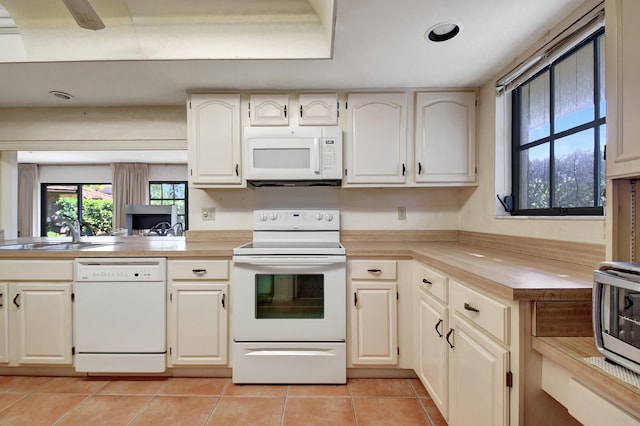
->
[0,241,117,250]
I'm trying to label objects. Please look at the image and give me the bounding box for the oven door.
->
[232,256,346,341]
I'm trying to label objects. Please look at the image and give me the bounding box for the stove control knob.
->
[315,213,324,221]
[259,214,268,222]
[324,213,334,221]
[270,212,278,221]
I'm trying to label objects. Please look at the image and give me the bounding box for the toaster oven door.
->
[594,268,640,373]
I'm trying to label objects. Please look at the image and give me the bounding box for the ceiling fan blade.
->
[62,0,105,31]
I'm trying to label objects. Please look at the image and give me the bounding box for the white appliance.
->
[232,209,346,384]
[243,126,342,185]
[74,258,167,373]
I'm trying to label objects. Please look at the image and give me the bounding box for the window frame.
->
[511,28,605,216]
[148,181,188,230]
[40,182,112,237]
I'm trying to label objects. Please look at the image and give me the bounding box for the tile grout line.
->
[202,378,231,426]
[280,384,290,426]
[348,379,359,426]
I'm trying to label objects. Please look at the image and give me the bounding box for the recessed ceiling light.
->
[425,22,460,42]
[49,91,74,100]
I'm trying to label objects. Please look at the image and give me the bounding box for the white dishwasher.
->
[74,257,167,373]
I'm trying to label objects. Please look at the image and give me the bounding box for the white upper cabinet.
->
[606,0,640,178]
[249,94,289,126]
[298,93,338,125]
[187,94,243,187]
[344,93,408,185]
[415,92,476,184]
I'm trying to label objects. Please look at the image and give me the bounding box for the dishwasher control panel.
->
[75,258,167,282]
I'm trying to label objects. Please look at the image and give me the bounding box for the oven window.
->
[603,285,640,350]
[255,274,324,319]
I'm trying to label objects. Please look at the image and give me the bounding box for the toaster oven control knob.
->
[315,213,324,221]
[269,212,278,221]
[259,213,268,222]
[324,213,334,221]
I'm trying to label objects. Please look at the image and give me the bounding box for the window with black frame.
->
[149,181,188,230]
[511,29,605,216]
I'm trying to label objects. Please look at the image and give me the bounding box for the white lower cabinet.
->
[167,259,229,366]
[414,261,514,426]
[348,260,398,366]
[0,260,74,366]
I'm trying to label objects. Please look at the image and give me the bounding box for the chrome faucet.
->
[59,220,81,243]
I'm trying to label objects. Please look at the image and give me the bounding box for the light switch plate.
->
[398,206,406,220]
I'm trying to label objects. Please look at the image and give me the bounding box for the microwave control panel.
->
[321,137,342,178]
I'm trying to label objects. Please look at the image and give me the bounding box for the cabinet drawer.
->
[349,260,397,280]
[414,262,447,303]
[450,280,509,344]
[0,260,73,280]
[169,260,229,280]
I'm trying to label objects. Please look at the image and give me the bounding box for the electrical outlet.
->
[398,206,406,220]
[201,207,215,221]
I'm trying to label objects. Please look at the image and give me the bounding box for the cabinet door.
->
[249,94,289,126]
[187,94,243,186]
[299,93,338,125]
[0,283,8,363]
[345,93,407,184]
[170,282,228,365]
[606,0,640,178]
[448,314,509,426]
[418,290,448,420]
[415,92,476,183]
[350,282,398,364]
[14,283,73,365]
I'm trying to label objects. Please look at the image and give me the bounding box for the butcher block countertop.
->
[532,336,640,418]
[0,230,597,302]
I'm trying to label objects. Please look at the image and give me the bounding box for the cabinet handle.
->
[235,164,239,176]
[354,292,358,307]
[464,302,480,313]
[299,105,303,117]
[13,293,20,308]
[0,292,3,308]
[192,269,207,274]
[221,293,226,309]
[367,269,382,273]
[402,163,406,176]
[446,328,455,348]
[418,162,422,175]
[284,105,287,118]
[422,278,432,285]
[435,319,443,337]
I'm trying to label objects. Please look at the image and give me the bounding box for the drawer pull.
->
[192,269,207,274]
[367,269,382,273]
[422,278,432,285]
[464,302,480,313]
[446,328,455,348]
[435,319,443,337]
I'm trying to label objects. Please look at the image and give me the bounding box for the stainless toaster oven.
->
[593,262,640,374]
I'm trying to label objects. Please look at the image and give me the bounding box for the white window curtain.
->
[17,163,37,237]
[496,3,604,94]
[111,163,149,230]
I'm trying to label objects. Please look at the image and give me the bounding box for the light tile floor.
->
[0,376,448,425]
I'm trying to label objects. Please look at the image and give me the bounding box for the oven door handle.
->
[233,257,345,266]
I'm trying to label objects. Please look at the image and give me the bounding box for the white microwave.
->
[243,126,342,185]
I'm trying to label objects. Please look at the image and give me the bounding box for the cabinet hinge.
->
[72,347,75,355]
[344,168,347,176]
[337,101,340,117]
[475,167,478,174]
[397,347,400,355]
[396,291,399,300]
[189,101,191,109]
[169,347,172,356]
[475,99,478,108]
[248,102,251,118]
[169,293,172,302]
[506,371,513,388]
[71,293,75,302]
[345,101,348,109]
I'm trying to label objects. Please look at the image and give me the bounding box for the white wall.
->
[189,186,467,231]
[38,164,187,183]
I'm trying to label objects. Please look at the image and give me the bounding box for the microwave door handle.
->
[313,138,321,174]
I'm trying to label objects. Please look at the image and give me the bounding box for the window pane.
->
[554,43,594,133]
[553,129,595,208]
[150,183,162,199]
[44,185,78,236]
[162,183,175,199]
[520,144,550,209]
[81,184,113,236]
[520,70,550,143]
[598,35,606,118]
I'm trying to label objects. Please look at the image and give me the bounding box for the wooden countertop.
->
[532,336,640,418]
[0,236,594,301]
